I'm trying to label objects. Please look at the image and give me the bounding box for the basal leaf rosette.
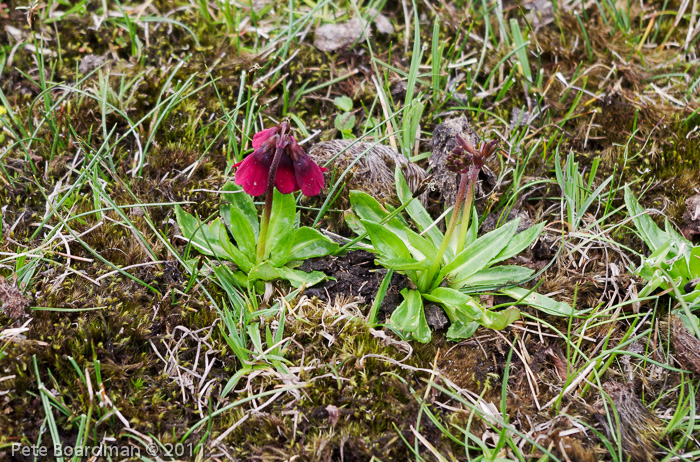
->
[175,122,337,288]
[347,138,573,343]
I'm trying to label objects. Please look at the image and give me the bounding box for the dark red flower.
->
[252,126,277,149]
[234,122,327,196]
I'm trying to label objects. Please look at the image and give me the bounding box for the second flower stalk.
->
[422,136,499,291]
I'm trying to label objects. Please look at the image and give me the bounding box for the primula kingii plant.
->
[348,136,573,343]
[176,121,338,288]
[625,187,700,336]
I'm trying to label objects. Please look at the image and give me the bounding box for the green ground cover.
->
[1,0,700,460]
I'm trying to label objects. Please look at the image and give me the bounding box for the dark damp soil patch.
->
[299,250,408,314]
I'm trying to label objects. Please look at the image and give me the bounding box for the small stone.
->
[369,8,394,34]
[79,54,106,74]
[314,17,370,52]
[524,0,555,29]
[533,232,557,261]
[424,303,449,330]
[390,80,408,100]
[510,107,535,128]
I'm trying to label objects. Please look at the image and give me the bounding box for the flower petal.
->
[252,127,277,150]
[234,149,273,196]
[274,154,299,194]
[292,151,326,196]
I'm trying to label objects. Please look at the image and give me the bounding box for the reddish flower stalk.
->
[450,136,498,254]
[257,137,285,263]
[233,121,326,263]
[424,135,499,290]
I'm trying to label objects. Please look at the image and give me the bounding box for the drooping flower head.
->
[446,135,499,173]
[234,121,326,196]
